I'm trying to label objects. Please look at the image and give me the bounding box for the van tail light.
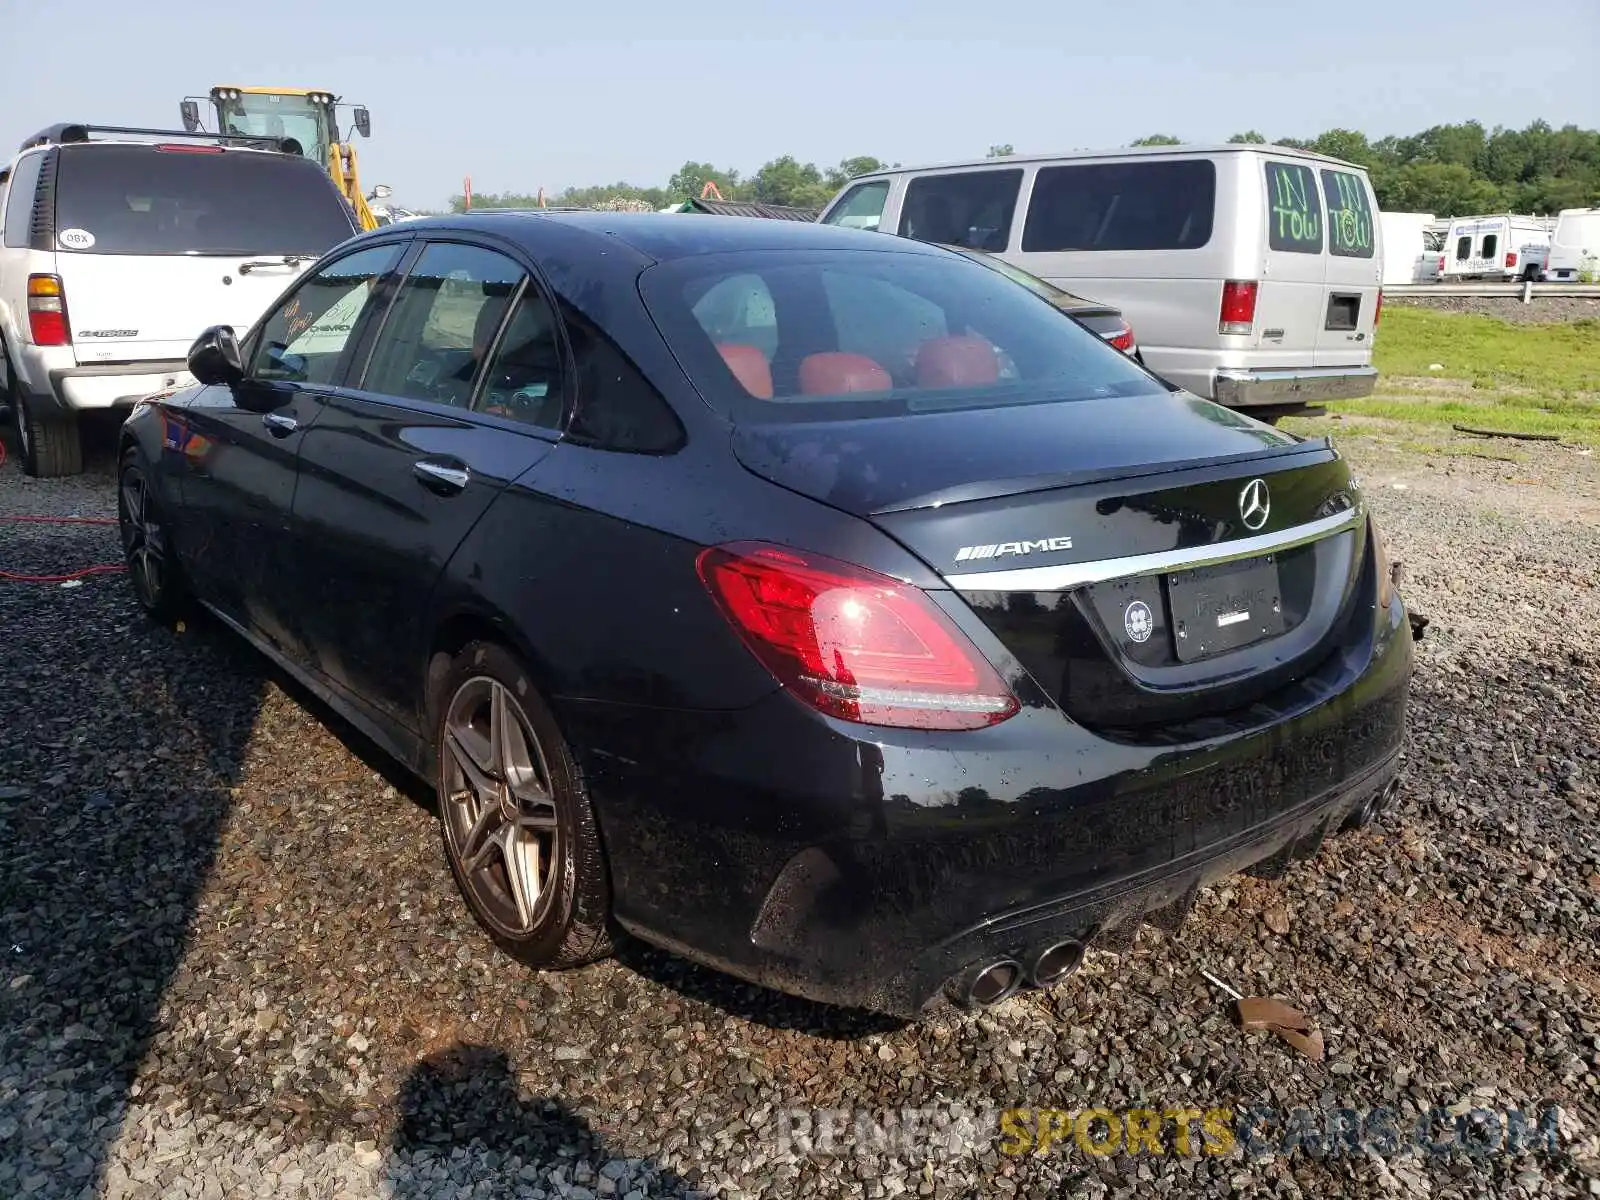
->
[1505,251,1517,268]
[1374,290,1383,327]
[1106,321,1136,353]
[1219,280,1258,335]
[696,541,1019,731]
[27,274,70,346]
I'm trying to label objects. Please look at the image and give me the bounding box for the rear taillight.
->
[1374,290,1383,327]
[1505,251,1517,268]
[1437,255,1446,273]
[696,541,1019,731]
[27,274,69,346]
[1219,280,1258,335]
[1106,323,1136,353]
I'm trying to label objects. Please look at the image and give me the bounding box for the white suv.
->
[0,123,359,476]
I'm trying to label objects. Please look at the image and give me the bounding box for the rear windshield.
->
[638,246,1166,426]
[52,144,357,256]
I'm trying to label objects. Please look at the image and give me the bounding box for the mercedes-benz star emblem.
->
[1238,478,1271,531]
[1124,600,1154,644]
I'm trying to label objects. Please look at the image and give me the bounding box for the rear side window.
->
[1022,160,1215,252]
[52,145,356,256]
[2,151,45,248]
[1320,169,1375,258]
[822,180,890,231]
[897,170,1022,251]
[1265,161,1323,254]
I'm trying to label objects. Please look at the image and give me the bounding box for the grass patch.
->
[1326,394,1600,439]
[1373,306,1600,394]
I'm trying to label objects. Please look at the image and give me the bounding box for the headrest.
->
[798,352,892,395]
[473,295,511,351]
[914,335,999,389]
[717,343,773,399]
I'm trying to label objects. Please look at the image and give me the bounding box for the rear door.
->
[1315,165,1381,365]
[287,237,564,729]
[1254,156,1327,366]
[48,142,358,365]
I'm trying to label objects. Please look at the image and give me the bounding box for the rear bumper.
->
[33,360,193,415]
[566,580,1416,1019]
[1213,365,1379,409]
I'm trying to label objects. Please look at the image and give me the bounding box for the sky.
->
[3,0,1596,212]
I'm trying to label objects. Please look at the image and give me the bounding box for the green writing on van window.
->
[1325,171,1373,255]
[1270,164,1320,247]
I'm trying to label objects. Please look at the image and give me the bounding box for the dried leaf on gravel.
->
[1264,905,1292,935]
[1235,997,1327,1061]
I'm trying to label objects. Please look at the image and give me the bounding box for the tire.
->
[432,640,614,969]
[12,382,83,478]
[117,448,191,625]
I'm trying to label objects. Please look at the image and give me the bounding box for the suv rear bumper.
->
[39,360,193,414]
[1213,365,1379,408]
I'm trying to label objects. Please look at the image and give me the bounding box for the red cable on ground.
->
[0,510,127,584]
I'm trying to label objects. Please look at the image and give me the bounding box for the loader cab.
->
[189,88,358,168]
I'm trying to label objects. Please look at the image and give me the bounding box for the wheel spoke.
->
[446,725,498,799]
[458,795,504,872]
[501,822,543,928]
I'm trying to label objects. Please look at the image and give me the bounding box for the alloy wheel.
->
[118,464,166,609]
[440,676,562,937]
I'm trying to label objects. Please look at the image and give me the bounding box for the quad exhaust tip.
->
[951,959,1025,1009]
[1030,939,1088,988]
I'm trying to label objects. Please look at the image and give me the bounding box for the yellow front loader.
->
[180,86,384,231]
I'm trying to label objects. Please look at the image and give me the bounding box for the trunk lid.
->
[732,390,1368,735]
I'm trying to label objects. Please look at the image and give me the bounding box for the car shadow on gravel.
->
[0,560,269,1196]
[389,1042,693,1198]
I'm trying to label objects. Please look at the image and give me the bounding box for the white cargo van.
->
[1379,211,1438,284]
[1439,214,1551,282]
[0,122,359,476]
[816,144,1383,418]
[1546,208,1600,282]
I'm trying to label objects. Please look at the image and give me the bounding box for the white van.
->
[1439,214,1551,282]
[1546,208,1600,282]
[0,122,359,476]
[1379,211,1439,284]
[816,144,1383,418]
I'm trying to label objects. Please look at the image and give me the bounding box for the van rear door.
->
[1314,165,1381,366]
[1252,156,1328,366]
[48,143,358,365]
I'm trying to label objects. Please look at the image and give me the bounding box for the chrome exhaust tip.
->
[949,959,1025,1009]
[1030,940,1087,988]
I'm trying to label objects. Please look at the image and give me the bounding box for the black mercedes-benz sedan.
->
[117,212,1415,1020]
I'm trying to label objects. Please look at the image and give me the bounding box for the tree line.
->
[447,120,1599,218]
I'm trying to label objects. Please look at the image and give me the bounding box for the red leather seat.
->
[717,343,774,399]
[798,352,892,395]
[915,334,999,388]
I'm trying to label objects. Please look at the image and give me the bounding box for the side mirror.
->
[180,100,201,133]
[353,106,371,138]
[369,183,392,200]
[188,325,245,388]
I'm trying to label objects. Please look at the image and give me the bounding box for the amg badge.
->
[954,536,1073,563]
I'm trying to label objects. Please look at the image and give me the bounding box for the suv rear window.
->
[1022,159,1216,252]
[52,144,357,256]
[639,246,1165,426]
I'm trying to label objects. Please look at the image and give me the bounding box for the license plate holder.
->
[1167,553,1284,663]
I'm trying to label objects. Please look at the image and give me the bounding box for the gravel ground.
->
[1386,294,1600,324]
[2,422,1597,1200]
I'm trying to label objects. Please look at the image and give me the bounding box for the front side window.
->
[1264,161,1323,254]
[1022,159,1216,253]
[898,170,1023,251]
[639,246,1164,427]
[52,144,356,256]
[247,242,404,385]
[821,180,890,231]
[1320,169,1375,258]
[357,241,527,406]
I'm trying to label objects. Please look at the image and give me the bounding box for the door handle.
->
[262,412,299,437]
[414,459,470,495]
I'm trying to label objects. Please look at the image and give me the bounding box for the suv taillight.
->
[1219,280,1258,335]
[27,275,69,346]
[696,541,1019,731]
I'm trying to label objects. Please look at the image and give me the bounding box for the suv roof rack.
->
[19,123,299,156]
